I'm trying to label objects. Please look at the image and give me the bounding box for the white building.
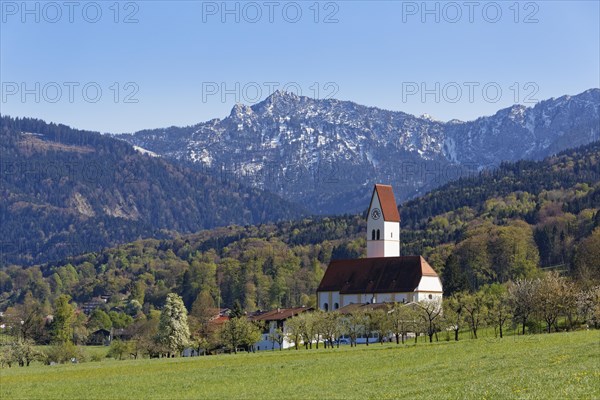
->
[317,184,443,311]
[250,307,313,350]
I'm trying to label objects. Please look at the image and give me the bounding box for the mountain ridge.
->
[117,89,600,214]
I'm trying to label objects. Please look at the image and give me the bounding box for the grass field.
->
[1,330,599,399]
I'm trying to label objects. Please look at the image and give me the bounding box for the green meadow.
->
[1,330,599,400]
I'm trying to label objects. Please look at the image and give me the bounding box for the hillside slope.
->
[1,142,598,309]
[0,116,305,266]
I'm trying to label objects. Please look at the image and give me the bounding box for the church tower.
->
[366,184,400,258]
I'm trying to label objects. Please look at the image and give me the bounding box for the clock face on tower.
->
[371,208,381,220]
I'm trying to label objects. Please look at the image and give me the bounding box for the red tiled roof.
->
[209,316,230,326]
[249,307,312,322]
[317,256,439,294]
[370,184,400,222]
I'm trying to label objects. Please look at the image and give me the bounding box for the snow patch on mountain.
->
[118,89,600,214]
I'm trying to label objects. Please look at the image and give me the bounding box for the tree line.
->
[279,273,599,350]
[2,272,598,367]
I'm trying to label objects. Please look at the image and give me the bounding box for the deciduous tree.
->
[220,317,260,354]
[417,300,442,343]
[483,284,511,338]
[157,293,190,356]
[509,279,539,335]
[52,295,75,344]
[535,272,569,333]
[463,292,486,339]
[444,292,465,341]
[389,303,418,344]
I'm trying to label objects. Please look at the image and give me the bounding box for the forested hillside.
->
[2,141,599,315]
[400,142,600,292]
[0,116,305,266]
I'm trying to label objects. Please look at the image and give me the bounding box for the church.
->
[317,184,443,311]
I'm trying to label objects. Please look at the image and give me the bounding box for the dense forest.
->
[0,116,305,266]
[1,141,599,318]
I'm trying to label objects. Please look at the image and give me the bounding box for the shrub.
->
[45,342,86,364]
[107,340,131,360]
[0,340,45,367]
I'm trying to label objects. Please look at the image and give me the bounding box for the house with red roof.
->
[317,184,443,311]
[250,307,313,350]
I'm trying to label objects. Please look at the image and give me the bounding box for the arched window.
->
[428,294,433,300]
[371,230,375,240]
[376,229,380,240]
[334,303,339,310]
[324,303,329,311]
[391,232,393,238]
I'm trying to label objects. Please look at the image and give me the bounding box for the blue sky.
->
[1,1,599,133]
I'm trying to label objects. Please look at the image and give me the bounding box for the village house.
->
[317,184,443,311]
[81,296,108,314]
[88,328,112,346]
[250,307,313,350]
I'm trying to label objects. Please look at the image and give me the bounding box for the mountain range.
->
[2,89,598,266]
[117,89,600,214]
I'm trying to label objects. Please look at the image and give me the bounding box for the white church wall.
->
[415,292,443,302]
[318,291,341,311]
[375,293,392,303]
[383,221,400,257]
[359,294,372,303]
[374,293,410,303]
[417,276,443,292]
[342,294,359,306]
[367,241,385,258]
[415,276,443,302]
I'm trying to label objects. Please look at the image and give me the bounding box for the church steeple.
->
[366,184,400,258]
